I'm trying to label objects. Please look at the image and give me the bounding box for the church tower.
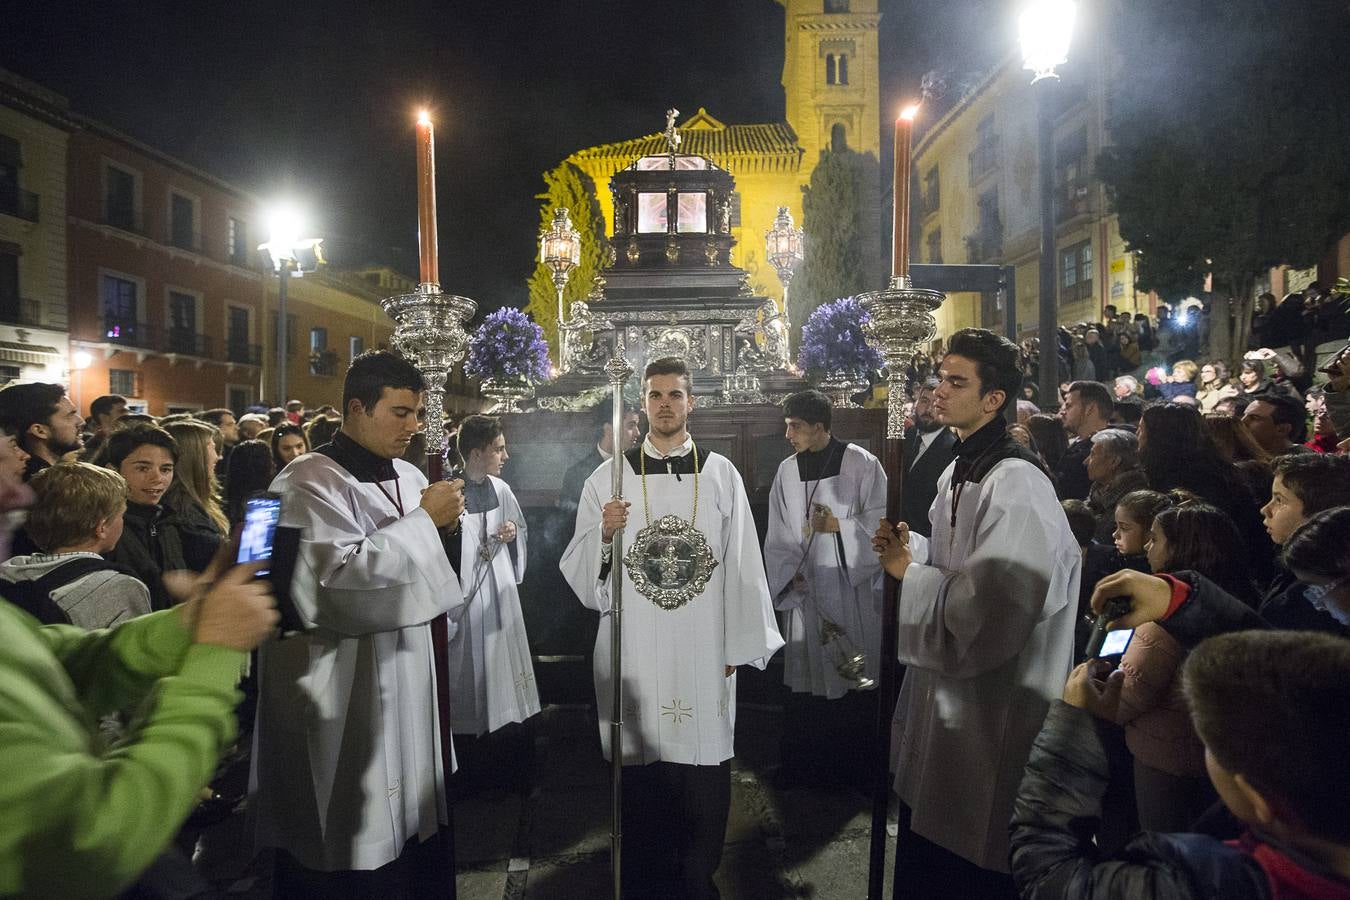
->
[778,0,882,166]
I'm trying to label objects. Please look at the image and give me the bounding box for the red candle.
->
[892,104,920,279]
[416,111,439,286]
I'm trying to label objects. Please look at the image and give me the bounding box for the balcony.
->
[309,349,338,376]
[968,139,999,183]
[1055,180,1094,222]
[0,186,38,223]
[919,189,940,218]
[102,317,217,360]
[965,229,1003,264]
[226,340,262,365]
[103,317,151,348]
[1,297,65,328]
[166,327,212,357]
[168,229,202,253]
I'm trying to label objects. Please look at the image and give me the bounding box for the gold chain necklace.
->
[639,441,700,528]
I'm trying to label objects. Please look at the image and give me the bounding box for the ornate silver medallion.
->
[623,514,718,610]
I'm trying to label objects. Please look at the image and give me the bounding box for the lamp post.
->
[1020,0,1076,408]
[540,207,581,368]
[70,349,93,417]
[259,204,323,406]
[765,205,804,353]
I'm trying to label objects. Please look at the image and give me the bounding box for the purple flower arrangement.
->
[466,307,552,383]
[796,297,882,376]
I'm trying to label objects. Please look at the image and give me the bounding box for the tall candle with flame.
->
[416,111,439,286]
[892,105,920,279]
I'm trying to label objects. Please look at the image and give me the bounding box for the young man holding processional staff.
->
[252,350,466,896]
[561,356,782,899]
[871,329,1079,900]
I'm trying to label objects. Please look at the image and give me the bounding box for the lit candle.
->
[416,110,439,286]
[892,104,920,279]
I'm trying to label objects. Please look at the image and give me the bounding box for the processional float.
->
[858,103,947,898]
[379,111,476,898]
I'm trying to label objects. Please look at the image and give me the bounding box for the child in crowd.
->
[1076,490,1167,658]
[103,424,187,611]
[0,462,149,628]
[1121,501,1254,833]
[1258,453,1350,632]
[1012,629,1350,900]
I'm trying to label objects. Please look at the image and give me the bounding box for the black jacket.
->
[107,501,188,611]
[1010,701,1349,899]
[559,445,605,518]
[1257,566,1347,637]
[1055,437,1093,501]
[901,426,956,538]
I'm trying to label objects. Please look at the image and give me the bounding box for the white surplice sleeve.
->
[763,461,804,611]
[560,464,614,614]
[500,480,528,585]
[279,461,463,637]
[717,461,785,670]
[834,450,887,589]
[896,463,1071,679]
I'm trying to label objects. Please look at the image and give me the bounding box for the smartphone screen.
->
[1097,627,1135,658]
[237,494,282,575]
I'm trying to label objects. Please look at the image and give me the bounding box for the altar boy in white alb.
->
[447,414,539,736]
[764,389,886,784]
[561,356,783,899]
[252,351,466,897]
[873,329,1078,900]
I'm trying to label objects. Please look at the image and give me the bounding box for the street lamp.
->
[540,207,581,368]
[259,204,324,406]
[1020,0,1074,407]
[765,205,804,352]
[70,349,93,416]
[1020,0,1075,408]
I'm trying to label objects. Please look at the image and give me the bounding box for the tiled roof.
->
[569,109,803,173]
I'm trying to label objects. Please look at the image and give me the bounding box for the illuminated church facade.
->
[563,0,881,307]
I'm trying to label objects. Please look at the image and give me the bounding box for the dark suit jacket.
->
[559,445,605,517]
[1054,437,1093,501]
[901,426,957,538]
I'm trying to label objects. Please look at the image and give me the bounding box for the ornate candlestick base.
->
[381,282,477,464]
[857,275,945,438]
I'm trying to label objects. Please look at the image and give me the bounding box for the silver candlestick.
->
[858,274,945,438]
[857,271,944,899]
[381,282,477,466]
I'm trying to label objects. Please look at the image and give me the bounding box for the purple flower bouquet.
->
[796,297,882,377]
[466,307,552,383]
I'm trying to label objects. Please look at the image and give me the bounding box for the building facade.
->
[0,70,74,389]
[65,118,267,416]
[912,52,1153,342]
[263,267,397,412]
[565,0,881,305]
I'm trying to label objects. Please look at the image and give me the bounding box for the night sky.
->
[2,0,1005,312]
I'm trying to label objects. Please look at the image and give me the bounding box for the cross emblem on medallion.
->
[661,698,694,724]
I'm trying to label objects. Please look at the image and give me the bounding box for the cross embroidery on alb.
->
[514,670,535,694]
[661,699,693,724]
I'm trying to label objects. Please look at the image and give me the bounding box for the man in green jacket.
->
[0,424,278,899]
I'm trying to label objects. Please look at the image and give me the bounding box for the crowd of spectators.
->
[1,283,1349,896]
[0,386,359,896]
[1002,326,1350,897]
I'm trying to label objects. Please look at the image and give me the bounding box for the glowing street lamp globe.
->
[1019,0,1077,82]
